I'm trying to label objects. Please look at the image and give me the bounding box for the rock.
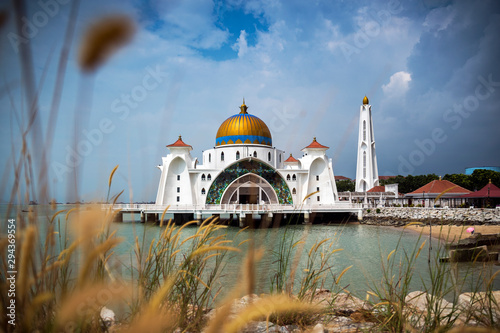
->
[100,306,115,328]
[457,291,500,323]
[240,322,300,333]
[405,291,453,316]
[330,293,373,313]
[323,315,375,332]
[404,291,457,329]
[310,323,324,333]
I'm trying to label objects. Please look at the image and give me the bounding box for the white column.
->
[355,97,379,192]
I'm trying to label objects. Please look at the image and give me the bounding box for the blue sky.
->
[1,0,499,203]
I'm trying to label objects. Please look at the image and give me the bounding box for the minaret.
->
[355,96,379,192]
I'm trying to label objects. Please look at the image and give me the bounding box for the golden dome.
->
[215,100,272,146]
[363,95,369,105]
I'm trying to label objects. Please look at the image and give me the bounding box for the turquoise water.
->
[2,204,500,300]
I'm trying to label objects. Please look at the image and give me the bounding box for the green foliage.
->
[470,169,500,191]
[336,179,355,192]
[443,173,472,190]
[381,171,500,194]
[380,174,439,194]
[376,208,381,214]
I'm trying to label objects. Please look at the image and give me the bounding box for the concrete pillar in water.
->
[304,212,310,224]
[196,212,202,225]
[112,211,123,222]
[140,211,145,223]
[239,213,246,228]
[261,213,273,228]
[358,209,363,221]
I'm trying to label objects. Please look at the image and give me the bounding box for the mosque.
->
[155,97,379,211]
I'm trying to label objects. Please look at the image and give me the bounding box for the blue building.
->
[465,166,500,175]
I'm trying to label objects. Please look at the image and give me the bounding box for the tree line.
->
[336,169,500,194]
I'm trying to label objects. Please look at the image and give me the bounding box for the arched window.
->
[363,151,367,178]
[221,152,224,161]
[236,151,240,160]
[207,174,212,181]
[209,153,211,163]
[286,174,291,181]
[292,174,296,181]
[363,121,366,141]
[201,188,206,195]
[268,152,271,162]
[253,151,257,158]
[292,188,296,195]
[201,174,206,181]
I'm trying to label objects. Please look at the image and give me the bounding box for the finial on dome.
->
[363,96,369,105]
[313,137,317,142]
[179,135,182,140]
[489,179,492,184]
[240,98,248,114]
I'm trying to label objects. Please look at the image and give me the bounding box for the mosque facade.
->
[155,100,344,207]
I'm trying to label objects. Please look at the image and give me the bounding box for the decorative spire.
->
[489,179,492,184]
[363,95,369,105]
[313,137,317,142]
[240,98,248,114]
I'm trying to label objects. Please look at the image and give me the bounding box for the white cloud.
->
[382,71,412,98]
[423,5,455,33]
[232,30,248,57]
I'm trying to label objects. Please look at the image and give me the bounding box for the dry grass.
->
[3,1,500,331]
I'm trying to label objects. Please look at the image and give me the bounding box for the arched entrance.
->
[220,174,279,205]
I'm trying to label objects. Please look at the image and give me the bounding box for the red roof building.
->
[302,137,329,150]
[406,178,471,198]
[167,135,192,150]
[335,176,351,181]
[460,181,500,198]
[460,181,500,208]
[284,154,299,163]
[367,185,385,193]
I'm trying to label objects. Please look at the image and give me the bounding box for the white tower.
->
[355,96,379,192]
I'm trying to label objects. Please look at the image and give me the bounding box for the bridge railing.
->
[103,202,362,212]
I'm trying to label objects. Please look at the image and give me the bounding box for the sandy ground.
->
[403,224,500,244]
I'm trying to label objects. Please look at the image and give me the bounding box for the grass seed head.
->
[78,15,135,72]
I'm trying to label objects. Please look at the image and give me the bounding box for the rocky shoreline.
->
[360,207,500,226]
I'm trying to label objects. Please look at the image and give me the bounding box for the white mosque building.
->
[155,100,343,208]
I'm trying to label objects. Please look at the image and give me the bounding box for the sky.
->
[1,0,499,203]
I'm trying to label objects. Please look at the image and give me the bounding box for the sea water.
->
[2,204,499,301]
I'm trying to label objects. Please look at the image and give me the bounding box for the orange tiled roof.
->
[408,179,471,195]
[367,185,386,192]
[284,154,299,163]
[167,135,192,148]
[303,137,329,150]
[335,176,351,181]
